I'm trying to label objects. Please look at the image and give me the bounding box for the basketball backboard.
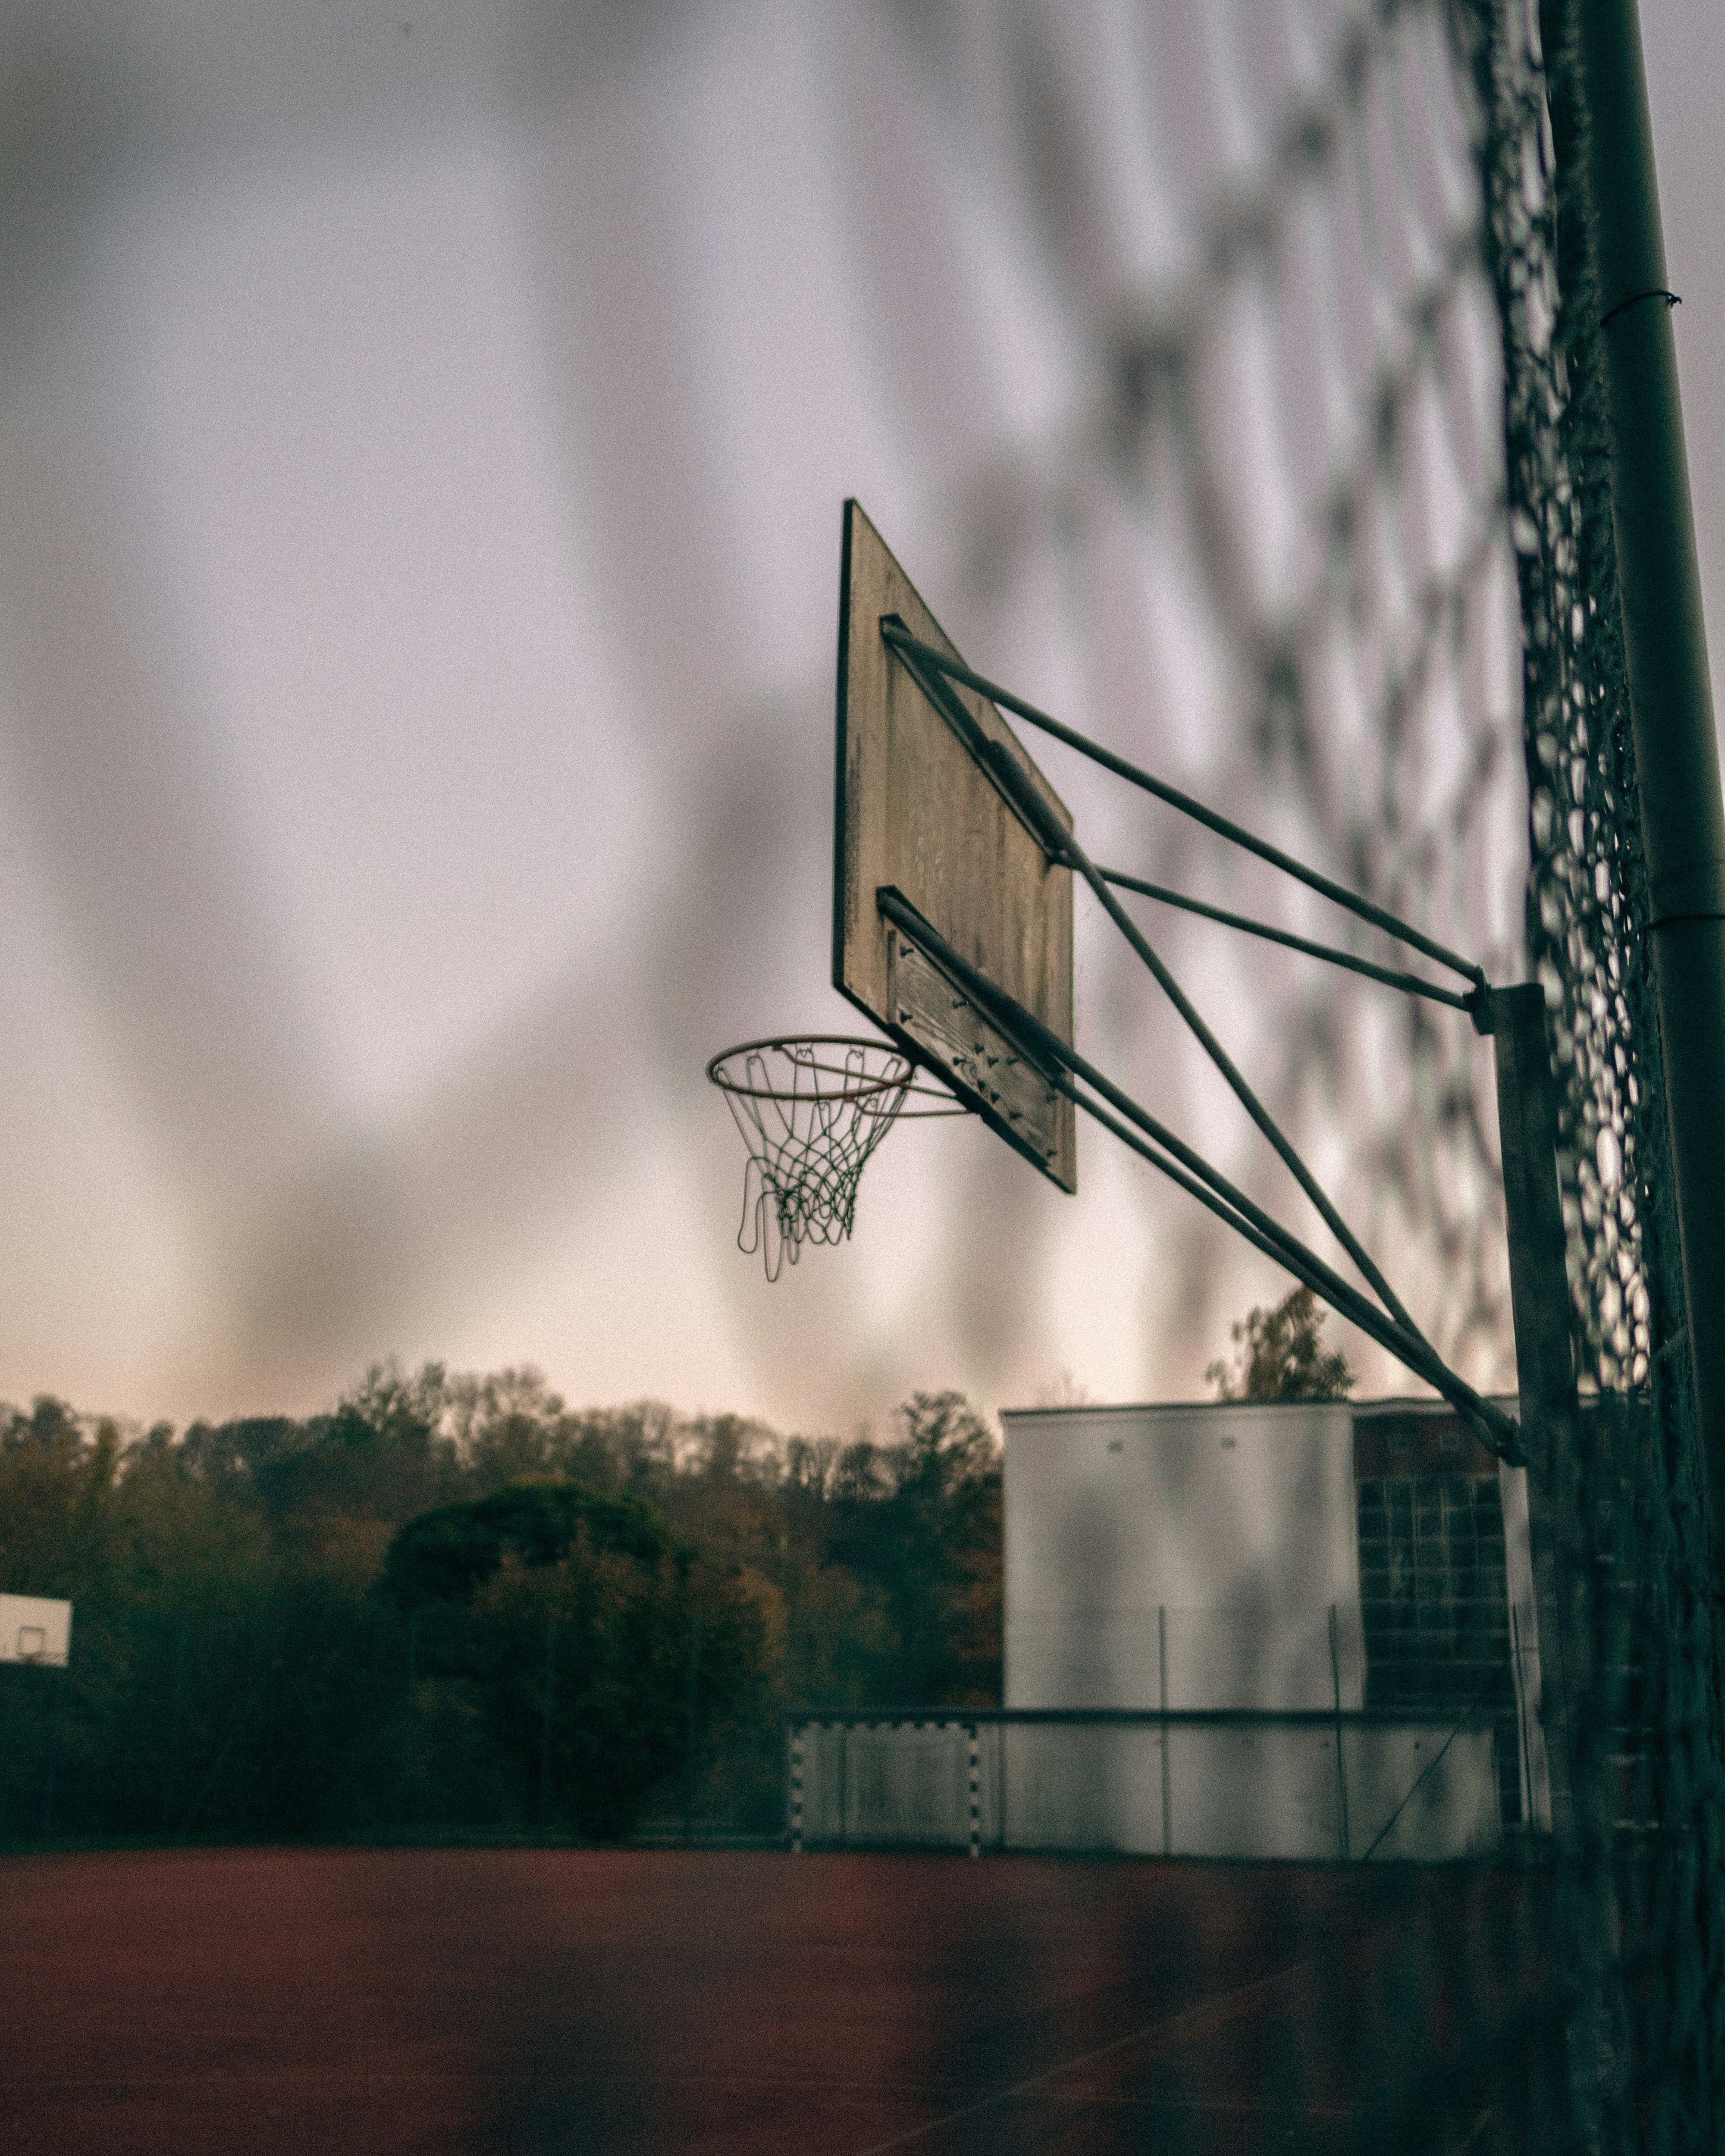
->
[0,1592,72,1666]
[832,501,1076,1190]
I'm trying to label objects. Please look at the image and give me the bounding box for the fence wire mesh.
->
[910,0,1724,2143]
[1466,0,1725,2145]
[916,0,1524,1391]
[4,1,1723,2146]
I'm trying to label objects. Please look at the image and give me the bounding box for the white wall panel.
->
[1002,1401,1364,1712]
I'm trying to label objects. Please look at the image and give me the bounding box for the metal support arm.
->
[888,635,1431,1351]
[880,620,1488,987]
[877,886,1521,1457]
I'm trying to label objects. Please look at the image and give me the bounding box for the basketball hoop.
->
[706,1036,960,1280]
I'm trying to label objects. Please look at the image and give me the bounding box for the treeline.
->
[0,1368,1001,1844]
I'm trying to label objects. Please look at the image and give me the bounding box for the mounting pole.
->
[1491,984,1631,2150]
[1549,0,1725,1571]
[1490,989,1583,1855]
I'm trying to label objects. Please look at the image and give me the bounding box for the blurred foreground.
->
[0,1844,1562,2156]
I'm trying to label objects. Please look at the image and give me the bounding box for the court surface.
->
[0,1846,1564,2155]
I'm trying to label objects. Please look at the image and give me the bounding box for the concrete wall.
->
[787,1398,1537,1863]
[787,1717,1503,1861]
[992,1720,1500,1861]
[995,1399,1520,1861]
[1001,1402,1365,1714]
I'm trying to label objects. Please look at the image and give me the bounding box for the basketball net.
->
[707,1039,931,1280]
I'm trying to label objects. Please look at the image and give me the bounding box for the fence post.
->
[683,1612,701,1846]
[1555,0,1725,1578]
[1491,981,1631,2141]
[1330,1604,1351,1861]
[1159,1605,1172,1858]
[1510,1604,1535,1830]
[789,1724,804,1854]
[537,1616,557,1839]
[967,1725,981,1858]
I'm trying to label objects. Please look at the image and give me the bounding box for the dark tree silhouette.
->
[0,1364,1001,1845]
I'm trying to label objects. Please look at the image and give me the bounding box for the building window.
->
[1356,1473,1518,1824]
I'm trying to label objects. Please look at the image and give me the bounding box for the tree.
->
[820,1391,1003,1706]
[0,1367,1007,1844]
[382,1480,671,1605]
[1205,1285,1356,1402]
[382,1480,768,1840]
[179,1361,460,1547]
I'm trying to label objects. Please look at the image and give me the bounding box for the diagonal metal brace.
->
[877,885,1521,1459]
[888,632,1431,1351]
[880,620,1489,988]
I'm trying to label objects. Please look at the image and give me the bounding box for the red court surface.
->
[0,1846,1562,2155]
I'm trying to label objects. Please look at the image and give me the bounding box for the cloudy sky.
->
[0,0,1719,1436]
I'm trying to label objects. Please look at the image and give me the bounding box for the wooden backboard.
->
[832,501,1077,1191]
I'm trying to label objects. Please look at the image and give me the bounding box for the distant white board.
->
[0,1593,72,1665]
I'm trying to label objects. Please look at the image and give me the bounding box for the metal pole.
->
[1490,989,1584,1853]
[1551,0,1725,1570]
[683,1612,701,1846]
[1490,984,1630,2149]
[1511,1603,1536,1832]
[967,1725,981,1858]
[1159,1605,1172,1858]
[1329,1605,1350,1862]
[537,1616,557,1838]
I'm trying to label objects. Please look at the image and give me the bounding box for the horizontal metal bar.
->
[879,620,1487,989]
[876,889,1522,1460]
[781,1707,1500,1730]
[1098,869,1476,1012]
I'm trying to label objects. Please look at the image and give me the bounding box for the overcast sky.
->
[0,0,1719,1436]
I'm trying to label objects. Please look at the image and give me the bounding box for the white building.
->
[788,1395,1547,1862]
[1000,1396,1547,1858]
